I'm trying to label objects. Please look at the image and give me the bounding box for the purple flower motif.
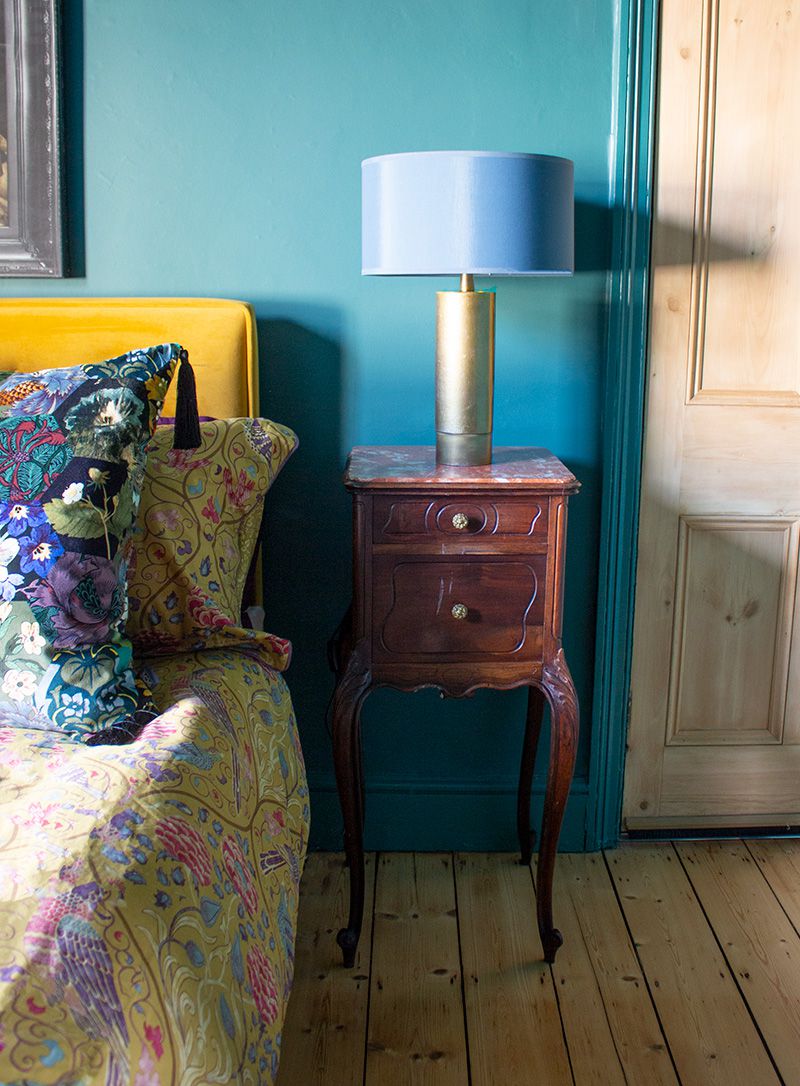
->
[19,522,64,576]
[109,809,142,837]
[142,756,180,782]
[2,501,48,537]
[26,553,123,647]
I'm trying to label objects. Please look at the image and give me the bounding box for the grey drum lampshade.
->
[361,150,574,277]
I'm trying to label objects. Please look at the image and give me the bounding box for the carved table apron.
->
[329,446,580,966]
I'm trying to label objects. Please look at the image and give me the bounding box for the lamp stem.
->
[435,280,495,466]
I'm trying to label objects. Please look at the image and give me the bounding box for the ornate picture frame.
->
[0,0,64,277]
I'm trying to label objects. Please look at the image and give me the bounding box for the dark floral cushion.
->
[0,344,182,738]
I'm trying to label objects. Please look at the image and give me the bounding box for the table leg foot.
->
[336,926,359,969]
[541,926,564,965]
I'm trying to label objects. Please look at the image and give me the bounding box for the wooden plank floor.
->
[279,841,800,1086]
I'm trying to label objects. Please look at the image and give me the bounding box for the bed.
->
[0,300,309,1086]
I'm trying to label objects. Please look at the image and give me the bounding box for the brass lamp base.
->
[435,274,495,466]
[436,431,492,465]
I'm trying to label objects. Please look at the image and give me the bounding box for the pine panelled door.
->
[624,0,800,829]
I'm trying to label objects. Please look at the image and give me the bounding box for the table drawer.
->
[372,555,545,662]
[373,495,547,545]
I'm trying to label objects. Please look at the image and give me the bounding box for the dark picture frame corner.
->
[0,0,66,278]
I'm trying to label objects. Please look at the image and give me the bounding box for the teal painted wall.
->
[7,0,620,850]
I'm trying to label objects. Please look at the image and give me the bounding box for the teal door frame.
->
[585,0,659,849]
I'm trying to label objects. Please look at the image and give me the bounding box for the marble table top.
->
[344,446,580,491]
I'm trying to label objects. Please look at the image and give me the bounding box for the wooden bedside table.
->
[329,446,580,966]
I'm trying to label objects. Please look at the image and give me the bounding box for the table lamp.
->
[362,150,574,466]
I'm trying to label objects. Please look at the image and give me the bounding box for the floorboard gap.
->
[743,839,800,944]
[526,856,577,1086]
[361,851,379,1086]
[672,843,787,1086]
[451,852,473,1086]
[601,848,683,1086]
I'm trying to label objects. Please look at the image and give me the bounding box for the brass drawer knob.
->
[451,602,468,620]
[452,512,469,530]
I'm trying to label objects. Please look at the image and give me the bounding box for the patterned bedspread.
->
[0,648,309,1086]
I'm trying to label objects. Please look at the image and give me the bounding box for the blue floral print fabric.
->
[0,345,181,737]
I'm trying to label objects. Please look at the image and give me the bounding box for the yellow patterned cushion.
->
[126,418,297,661]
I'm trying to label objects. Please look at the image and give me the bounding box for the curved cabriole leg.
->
[535,648,579,963]
[331,641,371,967]
[517,685,546,866]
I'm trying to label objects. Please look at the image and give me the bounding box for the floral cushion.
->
[127,417,297,663]
[0,345,182,737]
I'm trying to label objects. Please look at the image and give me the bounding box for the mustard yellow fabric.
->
[0,647,309,1086]
[0,298,258,419]
[127,418,298,661]
[0,302,308,1084]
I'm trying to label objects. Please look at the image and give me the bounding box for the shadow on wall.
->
[254,313,351,820]
[574,200,614,274]
[574,199,747,273]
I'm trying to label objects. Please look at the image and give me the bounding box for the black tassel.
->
[173,348,202,450]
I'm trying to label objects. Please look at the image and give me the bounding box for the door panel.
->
[699,2,800,404]
[666,517,798,746]
[624,0,800,827]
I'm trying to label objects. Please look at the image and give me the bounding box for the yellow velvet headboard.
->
[0,297,259,418]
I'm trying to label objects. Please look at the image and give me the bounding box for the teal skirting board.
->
[308,776,588,853]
